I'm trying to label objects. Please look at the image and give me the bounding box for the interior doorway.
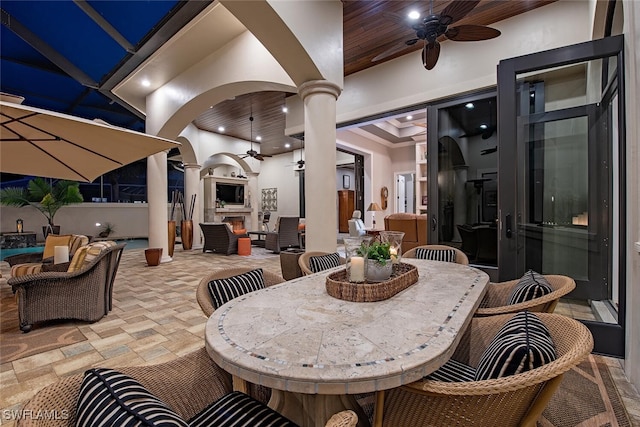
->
[395,172,415,213]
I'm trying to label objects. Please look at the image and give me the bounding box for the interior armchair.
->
[200,223,247,255]
[348,210,366,237]
[264,216,300,254]
[8,242,125,332]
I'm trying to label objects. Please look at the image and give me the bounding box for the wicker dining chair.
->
[298,251,346,276]
[196,268,285,318]
[196,267,285,406]
[475,274,576,317]
[378,312,593,427]
[17,347,357,427]
[403,244,469,265]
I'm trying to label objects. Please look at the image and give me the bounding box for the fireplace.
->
[222,216,245,231]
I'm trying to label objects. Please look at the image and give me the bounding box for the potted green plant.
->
[359,240,393,282]
[0,177,83,237]
[98,222,116,238]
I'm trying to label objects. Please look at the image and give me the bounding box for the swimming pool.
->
[0,238,148,261]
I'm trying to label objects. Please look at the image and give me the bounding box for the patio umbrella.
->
[0,101,180,182]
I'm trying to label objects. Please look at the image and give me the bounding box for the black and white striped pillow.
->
[189,391,296,427]
[414,248,456,263]
[508,270,553,305]
[425,359,475,382]
[474,311,556,381]
[207,269,265,310]
[76,368,188,427]
[309,252,341,273]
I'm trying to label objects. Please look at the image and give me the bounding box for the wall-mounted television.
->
[216,183,244,204]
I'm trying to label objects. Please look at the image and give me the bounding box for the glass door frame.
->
[497,35,626,356]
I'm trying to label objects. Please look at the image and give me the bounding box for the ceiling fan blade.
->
[422,41,440,70]
[260,153,273,157]
[445,25,501,41]
[255,154,264,161]
[372,39,417,62]
[440,0,480,25]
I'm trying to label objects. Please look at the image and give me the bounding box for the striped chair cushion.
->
[425,359,476,382]
[475,311,556,381]
[69,234,89,255]
[67,241,117,273]
[76,368,188,427]
[414,248,456,263]
[508,270,553,305]
[10,263,43,278]
[309,253,341,273]
[207,269,265,310]
[67,245,89,273]
[189,391,296,427]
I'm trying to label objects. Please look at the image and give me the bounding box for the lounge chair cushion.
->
[188,391,296,427]
[475,311,556,380]
[68,241,117,273]
[42,234,72,259]
[76,368,188,427]
[508,270,553,305]
[426,359,476,382]
[414,248,456,263]
[309,252,341,273]
[207,268,265,310]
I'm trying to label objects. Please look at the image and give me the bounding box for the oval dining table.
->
[205,258,489,427]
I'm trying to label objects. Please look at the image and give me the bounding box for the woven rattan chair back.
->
[403,244,469,265]
[298,251,347,276]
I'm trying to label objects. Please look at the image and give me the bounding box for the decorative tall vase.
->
[181,220,193,250]
[168,220,176,257]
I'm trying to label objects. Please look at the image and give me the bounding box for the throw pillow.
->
[67,245,89,273]
[414,248,456,263]
[207,269,265,310]
[189,391,296,427]
[508,270,553,305]
[42,234,72,259]
[76,368,188,427]
[475,311,556,381]
[309,252,341,273]
[79,241,117,269]
[426,359,475,382]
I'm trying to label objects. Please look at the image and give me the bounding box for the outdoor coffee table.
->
[205,258,489,427]
[247,231,267,247]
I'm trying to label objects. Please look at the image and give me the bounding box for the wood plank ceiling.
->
[194,0,557,156]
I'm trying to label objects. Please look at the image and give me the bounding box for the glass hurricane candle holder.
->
[344,236,371,283]
[379,231,405,264]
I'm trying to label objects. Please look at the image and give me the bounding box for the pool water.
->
[0,238,148,261]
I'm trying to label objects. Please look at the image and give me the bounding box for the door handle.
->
[505,214,512,238]
[431,215,437,232]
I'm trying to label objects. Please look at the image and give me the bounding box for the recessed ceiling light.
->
[218,126,225,132]
[480,124,488,129]
[285,143,291,148]
[406,115,413,120]
[465,103,474,109]
[256,136,262,141]
[282,107,288,113]
[141,79,151,87]
[408,10,420,20]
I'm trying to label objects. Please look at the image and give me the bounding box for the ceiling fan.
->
[372,0,501,70]
[238,115,272,161]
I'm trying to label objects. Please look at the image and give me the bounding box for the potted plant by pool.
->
[0,177,83,237]
[360,240,393,282]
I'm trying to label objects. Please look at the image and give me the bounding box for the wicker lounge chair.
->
[264,216,301,254]
[298,251,346,276]
[7,243,125,332]
[378,312,593,427]
[17,347,357,427]
[403,244,469,265]
[475,275,576,316]
[200,222,247,255]
[6,234,90,269]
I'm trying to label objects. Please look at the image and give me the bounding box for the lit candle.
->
[350,256,365,282]
[390,247,398,264]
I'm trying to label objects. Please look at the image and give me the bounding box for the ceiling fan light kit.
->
[373,0,501,70]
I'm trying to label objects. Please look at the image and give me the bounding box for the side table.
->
[279,249,304,280]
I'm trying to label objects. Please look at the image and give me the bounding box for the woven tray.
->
[325,262,419,302]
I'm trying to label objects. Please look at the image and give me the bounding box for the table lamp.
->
[367,202,383,228]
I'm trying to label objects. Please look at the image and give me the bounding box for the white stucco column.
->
[147,151,171,262]
[299,80,342,252]
[247,172,259,232]
[183,163,201,249]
